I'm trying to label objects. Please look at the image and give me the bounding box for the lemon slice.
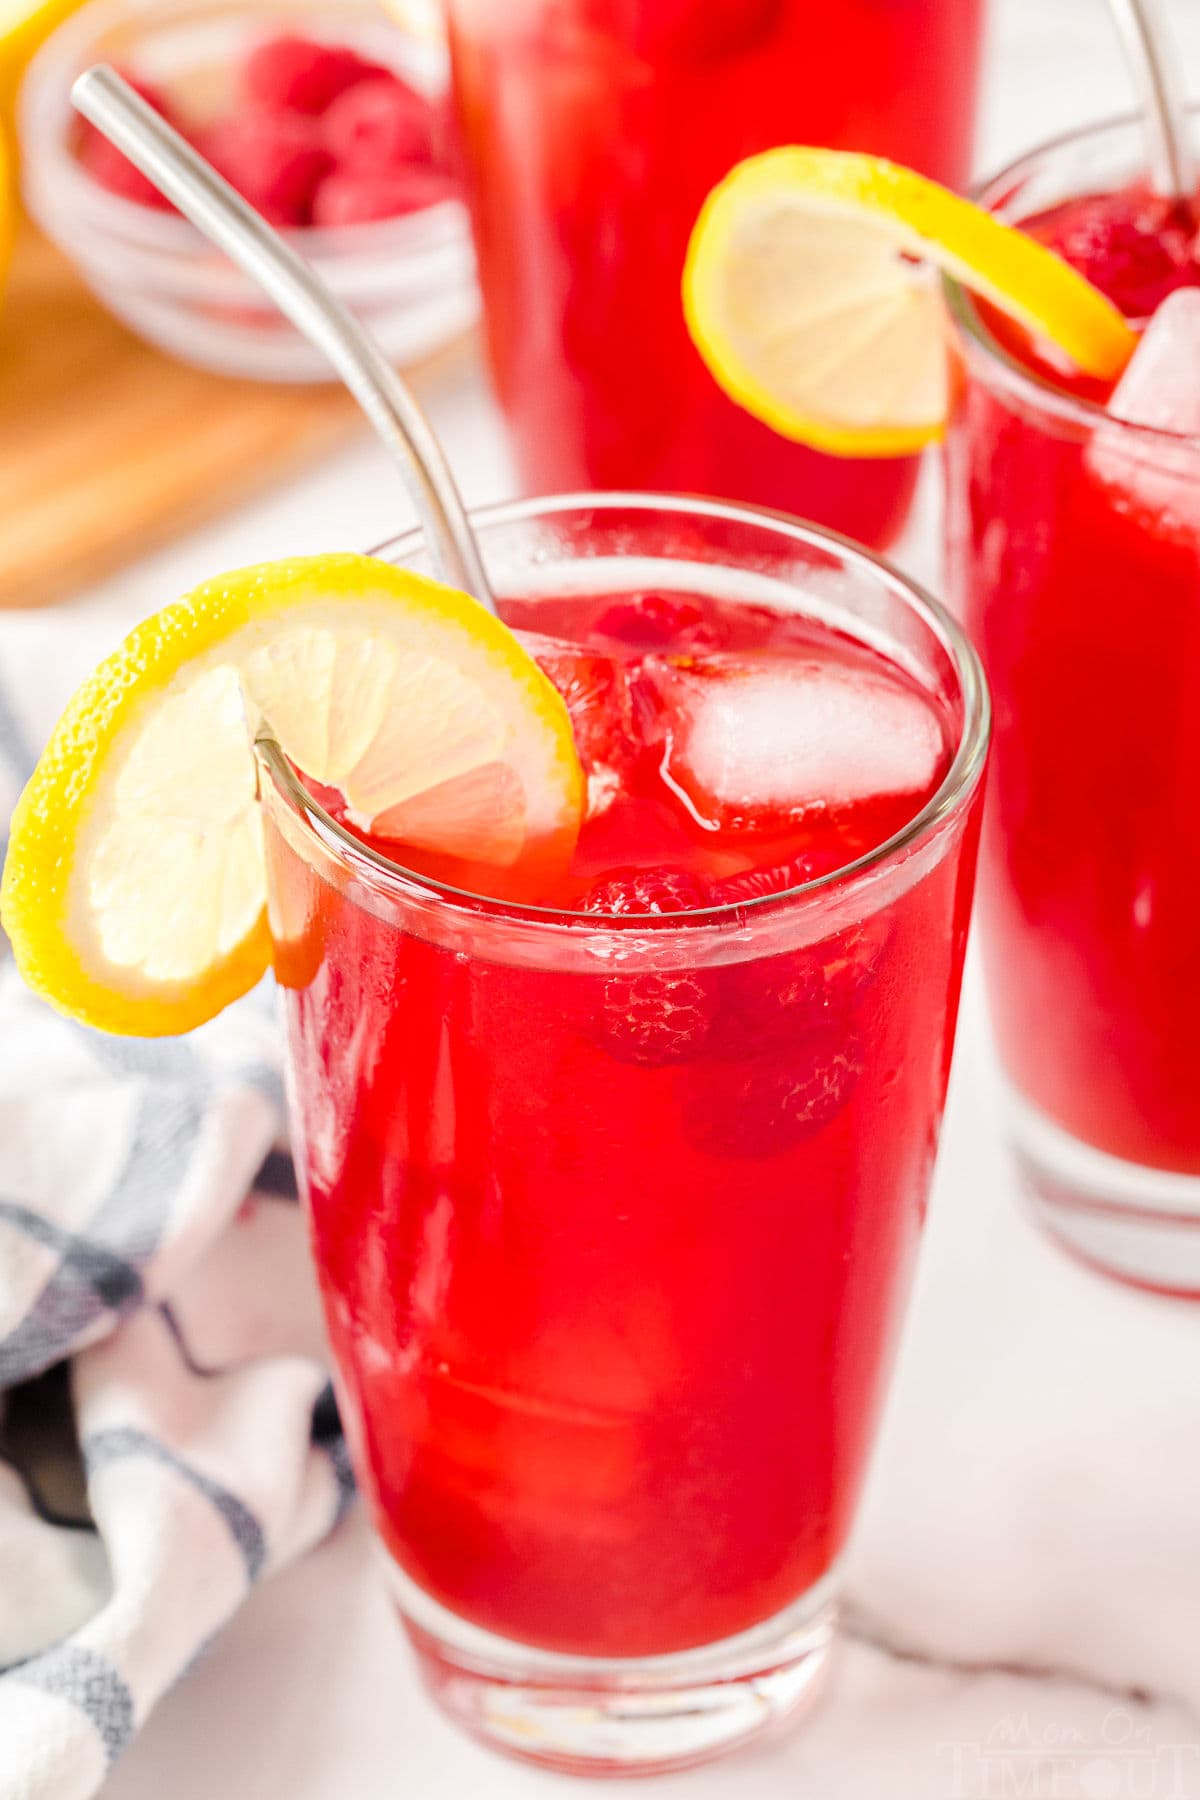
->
[683,146,1138,457]
[1,554,585,1037]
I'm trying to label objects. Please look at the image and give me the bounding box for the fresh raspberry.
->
[78,73,179,209]
[1046,187,1200,320]
[201,112,332,226]
[311,165,456,227]
[322,74,434,169]
[592,968,716,1067]
[712,923,881,1058]
[709,849,847,905]
[682,1031,861,1159]
[81,133,173,208]
[592,592,717,650]
[582,867,710,916]
[580,869,715,1065]
[242,35,386,116]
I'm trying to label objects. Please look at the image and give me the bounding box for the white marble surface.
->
[8,1,1200,1794]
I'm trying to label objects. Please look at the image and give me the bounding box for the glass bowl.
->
[20,0,479,381]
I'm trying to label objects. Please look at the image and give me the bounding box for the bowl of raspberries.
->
[21,0,479,379]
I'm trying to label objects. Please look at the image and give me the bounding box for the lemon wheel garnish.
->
[683,146,1138,458]
[1,554,585,1037]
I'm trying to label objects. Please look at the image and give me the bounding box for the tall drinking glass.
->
[945,116,1200,1293]
[445,1,987,549]
[257,495,988,1774]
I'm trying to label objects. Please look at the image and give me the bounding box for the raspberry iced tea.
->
[945,117,1200,1291]
[258,496,988,1773]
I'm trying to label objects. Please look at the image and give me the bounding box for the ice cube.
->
[661,658,944,826]
[1088,289,1200,535]
[1109,289,1200,434]
[519,630,648,781]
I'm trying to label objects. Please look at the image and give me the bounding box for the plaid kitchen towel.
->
[0,701,353,1800]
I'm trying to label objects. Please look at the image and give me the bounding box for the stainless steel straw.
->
[1106,0,1195,202]
[72,64,497,611]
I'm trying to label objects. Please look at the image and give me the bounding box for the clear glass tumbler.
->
[256,494,988,1774]
[945,115,1200,1293]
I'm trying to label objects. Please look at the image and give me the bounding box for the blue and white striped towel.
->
[0,697,353,1799]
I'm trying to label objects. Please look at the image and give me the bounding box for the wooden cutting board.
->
[0,223,470,609]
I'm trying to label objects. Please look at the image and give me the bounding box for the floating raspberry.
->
[1046,186,1200,321]
[582,867,709,916]
[580,869,715,1064]
[201,112,332,227]
[593,968,716,1066]
[709,849,847,905]
[713,923,880,1057]
[682,1030,861,1159]
[242,35,386,115]
[312,165,457,227]
[323,74,434,169]
[592,592,717,650]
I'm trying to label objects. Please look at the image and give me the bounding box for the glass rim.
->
[255,490,990,933]
[945,103,1200,447]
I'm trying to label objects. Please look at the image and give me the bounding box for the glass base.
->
[390,1564,838,1776]
[1007,1085,1200,1297]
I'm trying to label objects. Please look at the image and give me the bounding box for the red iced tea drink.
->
[258,497,987,1771]
[946,120,1200,1287]
[446,0,986,547]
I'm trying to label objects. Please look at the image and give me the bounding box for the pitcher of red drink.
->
[445,0,987,548]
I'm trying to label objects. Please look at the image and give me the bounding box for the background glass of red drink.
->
[945,115,1200,1294]
[444,0,987,550]
[256,494,988,1775]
